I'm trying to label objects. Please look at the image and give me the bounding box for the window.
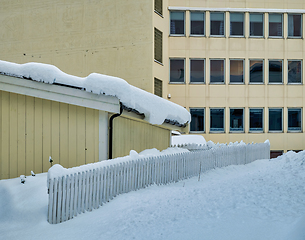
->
[210,59,225,83]
[230,108,244,132]
[288,108,302,131]
[269,13,283,37]
[210,108,225,132]
[269,108,283,132]
[154,0,162,16]
[154,28,162,63]
[154,78,162,97]
[270,150,283,158]
[190,108,205,132]
[170,12,185,35]
[191,12,205,35]
[190,59,205,83]
[250,13,264,37]
[288,60,302,84]
[230,12,244,36]
[288,14,302,38]
[249,108,264,132]
[250,60,264,83]
[170,59,185,83]
[210,12,225,36]
[230,59,244,83]
[269,60,282,83]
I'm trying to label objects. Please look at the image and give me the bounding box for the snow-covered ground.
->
[1,151,305,240]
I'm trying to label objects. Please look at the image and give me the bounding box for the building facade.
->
[1,0,305,155]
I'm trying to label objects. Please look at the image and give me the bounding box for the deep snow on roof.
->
[0,60,190,126]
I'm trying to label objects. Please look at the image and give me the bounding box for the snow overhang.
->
[0,60,191,127]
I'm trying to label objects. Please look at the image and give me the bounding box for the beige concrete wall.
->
[112,115,171,158]
[167,2,305,152]
[0,90,99,180]
[0,0,154,92]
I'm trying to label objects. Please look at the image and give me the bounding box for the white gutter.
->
[168,6,305,14]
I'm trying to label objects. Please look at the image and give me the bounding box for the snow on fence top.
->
[0,60,190,126]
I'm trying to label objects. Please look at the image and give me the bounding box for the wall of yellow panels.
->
[112,115,171,159]
[0,90,99,180]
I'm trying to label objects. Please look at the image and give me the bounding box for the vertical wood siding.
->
[112,116,171,158]
[0,90,99,179]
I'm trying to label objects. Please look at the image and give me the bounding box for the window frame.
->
[287,59,302,84]
[287,13,302,39]
[170,11,185,36]
[190,11,205,37]
[268,108,283,132]
[268,13,283,38]
[249,13,264,38]
[229,59,244,84]
[249,59,264,84]
[210,108,225,133]
[154,28,163,64]
[229,108,245,133]
[287,108,302,132]
[210,59,225,84]
[268,59,283,84]
[189,58,205,84]
[190,108,205,133]
[230,12,244,37]
[169,58,185,84]
[210,12,225,37]
[249,108,264,133]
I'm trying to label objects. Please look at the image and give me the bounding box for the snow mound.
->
[0,60,190,126]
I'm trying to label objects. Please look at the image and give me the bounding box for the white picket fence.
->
[47,142,270,224]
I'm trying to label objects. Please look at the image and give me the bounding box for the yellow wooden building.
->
[0,62,188,180]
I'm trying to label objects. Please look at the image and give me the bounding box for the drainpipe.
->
[109,102,123,159]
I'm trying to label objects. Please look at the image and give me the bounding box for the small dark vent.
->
[154,78,162,97]
[154,0,162,16]
[154,28,162,64]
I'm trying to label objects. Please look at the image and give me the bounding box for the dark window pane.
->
[230,13,244,36]
[170,59,184,83]
[288,14,302,37]
[190,109,205,131]
[230,60,244,83]
[190,59,204,83]
[288,109,302,131]
[230,109,244,131]
[210,60,224,83]
[170,12,184,35]
[154,0,162,16]
[250,109,263,131]
[191,12,204,35]
[269,14,282,37]
[269,109,282,131]
[288,60,302,83]
[154,28,162,63]
[250,13,264,37]
[250,60,264,83]
[270,150,283,159]
[269,60,282,83]
[210,12,224,36]
[210,108,224,132]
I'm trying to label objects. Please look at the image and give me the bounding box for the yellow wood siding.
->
[0,90,99,179]
[112,115,171,158]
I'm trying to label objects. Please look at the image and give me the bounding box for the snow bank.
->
[171,134,207,146]
[0,60,190,126]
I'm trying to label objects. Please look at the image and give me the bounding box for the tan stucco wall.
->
[0,90,99,180]
[167,1,305,152]
[112,115,171,158]
[0,0,154,92]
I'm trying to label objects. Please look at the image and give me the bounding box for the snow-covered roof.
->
[0,60,190,126]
